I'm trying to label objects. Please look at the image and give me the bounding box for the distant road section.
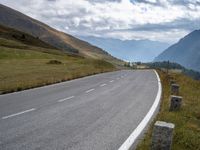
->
[0,70,159,150]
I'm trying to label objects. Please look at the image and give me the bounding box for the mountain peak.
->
[155,29,200,72]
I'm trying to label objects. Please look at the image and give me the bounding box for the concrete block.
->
[171,84,179,95]
[152,121,175,150]
[169,95,182,111]
[170,80,176,85]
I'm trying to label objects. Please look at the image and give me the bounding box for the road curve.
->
[0,70,159,150]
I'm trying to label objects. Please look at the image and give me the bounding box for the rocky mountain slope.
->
[155,30,200,71]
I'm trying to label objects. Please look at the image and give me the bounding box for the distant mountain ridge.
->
[0,4,123,66]
[155,30,200,72]
[79,36,170,62]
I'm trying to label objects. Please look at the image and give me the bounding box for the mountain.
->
[0,4,123,66]
[0,24,116,93]
[0,24,57,50]
[155,30,200,72]
[79,36,170,62]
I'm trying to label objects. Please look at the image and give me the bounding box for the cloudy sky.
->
[1,0,200,43]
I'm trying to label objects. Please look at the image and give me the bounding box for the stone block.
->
[171,84,179,95]
[169,95,182,111]
[152,121,175,150]
[170,80,176,85]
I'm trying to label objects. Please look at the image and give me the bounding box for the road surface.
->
[0,70,159,150]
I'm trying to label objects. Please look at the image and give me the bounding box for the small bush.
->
[17,87,22,91]
[47,60,62,65]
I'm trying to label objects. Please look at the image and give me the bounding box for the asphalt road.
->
[0,70,159,150]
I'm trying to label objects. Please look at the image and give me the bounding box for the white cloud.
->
[105,29,189,43]
[0,0,200,43]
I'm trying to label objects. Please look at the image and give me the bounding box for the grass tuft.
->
[47,60,62,64]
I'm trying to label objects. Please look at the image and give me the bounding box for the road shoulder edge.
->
[118,69,162,150]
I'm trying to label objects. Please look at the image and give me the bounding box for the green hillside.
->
[0,25,116,94]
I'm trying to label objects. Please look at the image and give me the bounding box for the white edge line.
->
[85,88,95,93]
[58,96,74,102]
[110,80,114,83]
[118,70,162,150]
[2,108,36,120]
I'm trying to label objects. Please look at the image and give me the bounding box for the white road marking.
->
[58,96,75,102]
[100,84,107,87]
[110,80,114,83]
[118,70,162,150]
[85,89,95,93]
[2,108,36,120]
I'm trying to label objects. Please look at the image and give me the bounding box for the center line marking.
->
[100,84,107,87]
[58,96,74,102]
[2,108,36,120]
[85,89,95,93]
[110,80,114,83]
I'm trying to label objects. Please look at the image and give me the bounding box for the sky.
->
[0,0,200,43]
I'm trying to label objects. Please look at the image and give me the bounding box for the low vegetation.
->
[136,70,200,150]
[0,25,117,94]
[147,61,200,80]
[47,60,62,64]
[0,47,116,94]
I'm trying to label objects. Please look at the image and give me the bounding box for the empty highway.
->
[0,70,161,150]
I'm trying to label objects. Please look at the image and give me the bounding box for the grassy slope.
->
[0,46,116,93]
[136,70,200,150]
[0,26,116,93]
[0,4,124,67]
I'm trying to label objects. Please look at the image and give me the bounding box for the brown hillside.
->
[0,4,123,66]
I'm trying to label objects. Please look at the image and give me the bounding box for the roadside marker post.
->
[151,121,175,150]
[169,95,182,111]
[170,80,176,85]
[171,84,179,95]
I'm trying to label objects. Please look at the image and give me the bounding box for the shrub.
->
[47,60,62,65]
